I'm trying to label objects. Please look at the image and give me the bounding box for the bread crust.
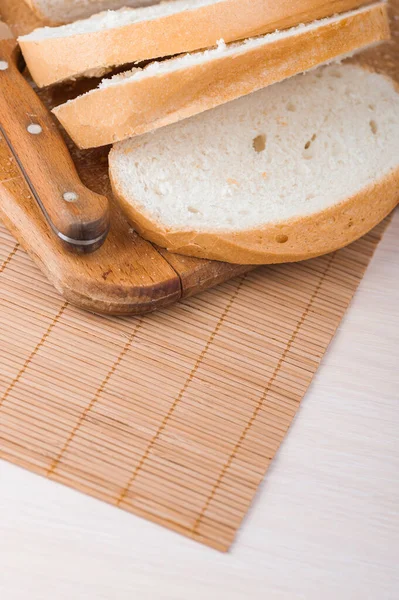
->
[110,163,399,265]
[52,4,389,149]
[22,0,159,25]
[20,0,374,87]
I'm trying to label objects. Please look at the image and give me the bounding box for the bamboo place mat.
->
[0,217,391,551]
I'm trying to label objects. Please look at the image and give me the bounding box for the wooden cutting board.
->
[0,0,397,315]
[0,0,249,315]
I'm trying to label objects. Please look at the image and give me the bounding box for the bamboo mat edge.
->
[0,214,394,551]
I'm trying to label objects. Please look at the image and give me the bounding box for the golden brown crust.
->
[20,0,374,87]
[52,4,390,149]
[110,165,399,265]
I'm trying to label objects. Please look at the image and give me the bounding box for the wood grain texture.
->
[0,137,182,313]
[0,0,186,314]
[0,31,110,251]
[0,0,255,314]
[156,248,251,299]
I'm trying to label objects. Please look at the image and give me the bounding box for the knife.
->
[0,21,110,254]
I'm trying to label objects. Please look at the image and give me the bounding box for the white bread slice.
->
[109,64,399,265]
[52,4,390,149]
[23,0,161,24]
[19,0,374,87]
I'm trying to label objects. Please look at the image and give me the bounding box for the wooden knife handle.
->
[0,40,110,253]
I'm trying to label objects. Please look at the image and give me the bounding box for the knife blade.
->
[0,20,110,254]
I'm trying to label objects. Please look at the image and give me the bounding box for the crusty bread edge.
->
[52,3,390,149]
[109,161,399,265]
[20,0,374,87]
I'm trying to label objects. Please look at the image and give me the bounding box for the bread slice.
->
[52,3,389,149]
[23,0,161,24]
[19,0,373,87]
[109,64,399,265]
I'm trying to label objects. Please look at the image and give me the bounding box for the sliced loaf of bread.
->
[23,0,161,24]
[19,0,372,87]
[52,3,389,149]
[109,64,399,265]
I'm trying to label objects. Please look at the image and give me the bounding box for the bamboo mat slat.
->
[0,217,391,551]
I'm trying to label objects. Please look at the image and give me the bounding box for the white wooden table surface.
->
[1,211,398,600]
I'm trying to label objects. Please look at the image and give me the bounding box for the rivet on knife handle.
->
[0,28,110,254]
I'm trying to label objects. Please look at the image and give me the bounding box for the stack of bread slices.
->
[20,0,399,264]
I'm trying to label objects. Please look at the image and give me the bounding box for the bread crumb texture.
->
[109,64,399,263]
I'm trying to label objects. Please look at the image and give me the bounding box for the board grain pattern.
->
[0,0,249,315]
[0,0,397,315]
